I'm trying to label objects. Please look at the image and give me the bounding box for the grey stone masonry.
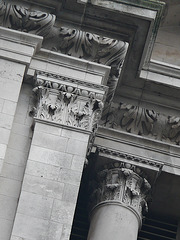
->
[11,54,110,240]
[0,27,42,240]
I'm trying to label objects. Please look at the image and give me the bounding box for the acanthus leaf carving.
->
[168,116,180,145]
[101,101,180,146]
[32,73,106,132]
[0,0,6,25]
[101,102,157,136]
[0,1,128,109]
[120,103,157,135]
[57,27,128,68]
[0,0,55,36]
[54,27,128,106]
[89,162,151,221]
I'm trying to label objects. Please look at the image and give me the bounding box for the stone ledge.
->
[0,27,43,65]
[28,49,111,85]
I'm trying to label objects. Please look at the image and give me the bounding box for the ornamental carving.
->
[89,162,151,220]
[48,27,128,104]
[120,103,157,135]
[101,101,180,145]
[95,146,163,169]
[168,116,180,145]
[0,1,128,107]
[31,73,106,131]
[102,102,157,135]
[57,27,128,69]
[0,0,55,36]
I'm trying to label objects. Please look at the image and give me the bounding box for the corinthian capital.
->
[31,71,107,132]
[90,162,151,223]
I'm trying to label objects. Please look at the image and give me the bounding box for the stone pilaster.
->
[11,57,109,240]
[0,27,42,240]
[88,162,151,240]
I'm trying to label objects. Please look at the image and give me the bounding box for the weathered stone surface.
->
[101,101,180,146]
[88,162,151,240]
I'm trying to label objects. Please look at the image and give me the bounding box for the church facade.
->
[0,0,180,239]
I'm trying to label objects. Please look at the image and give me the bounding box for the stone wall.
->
[0,82,34,240]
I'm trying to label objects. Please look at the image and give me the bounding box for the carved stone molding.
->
[31,72,107,131]
[101,102,180,145]
[89,162,151,223]
[51,27,128,104]
[168,116,180,145]
[0,1,128,108]
[56,27,128,69]
[0,0,55,36]
[95,146,163,170]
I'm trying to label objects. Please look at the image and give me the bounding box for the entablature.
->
[93,126,180,176]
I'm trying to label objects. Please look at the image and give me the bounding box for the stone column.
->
[10,61,109,240]
[88,162,151,240]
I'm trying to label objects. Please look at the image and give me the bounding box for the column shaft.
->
[88,203,139,240]
[88,162,151,240]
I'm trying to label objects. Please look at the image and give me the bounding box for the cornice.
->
[96,126,180,157]
[93,126,180,175]
[0,26,43,64]
[140,60,180,89]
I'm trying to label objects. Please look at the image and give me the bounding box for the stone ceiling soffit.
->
[59,0,164,66]
[0,0,168,113]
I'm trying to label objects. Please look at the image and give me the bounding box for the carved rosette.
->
[32,72,107,131]
[89,162,151,223]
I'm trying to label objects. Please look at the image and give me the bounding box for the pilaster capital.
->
[89,162,151,226]
[31,71,108,132]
